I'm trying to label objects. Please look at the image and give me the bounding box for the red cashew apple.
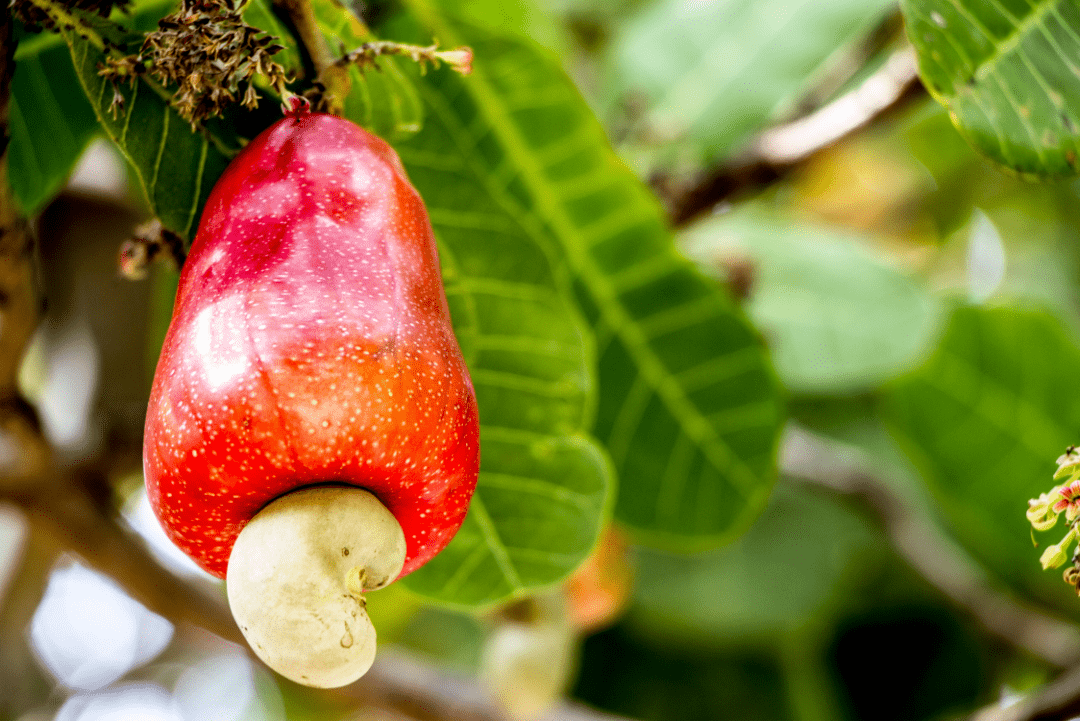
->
[142,98,480,687]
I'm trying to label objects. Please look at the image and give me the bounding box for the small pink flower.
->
[1054,481,1080,520]
[436,47,473,75]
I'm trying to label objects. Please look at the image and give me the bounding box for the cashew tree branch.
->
[781,427,1080,669]
[666,45,924,228]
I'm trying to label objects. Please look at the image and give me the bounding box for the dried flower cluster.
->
[118,219,186,279]
[100,0,288,126]
[19,0,475,129]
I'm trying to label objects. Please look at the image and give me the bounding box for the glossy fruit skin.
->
[143,108,479,580]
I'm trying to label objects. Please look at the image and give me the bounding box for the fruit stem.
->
[281,94,311,119]
[345,566,367,598]
[272,0,349,115]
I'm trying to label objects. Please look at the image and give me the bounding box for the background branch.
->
[4,467,245,645]
[970,663,1080,721]
[665,45,924,228]
[780,427,1080,669]
[3,468,638,721]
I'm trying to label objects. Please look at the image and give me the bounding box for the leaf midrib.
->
[409,2,764,498]
[468,494,524,590]
[646,0,812,135]
[952,0,1059,84]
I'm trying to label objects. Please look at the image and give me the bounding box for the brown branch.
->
[666,46,924,228]
[273,0,334,76]
[5,472,245,645]
[969,664,1080,721]
[0,516,61,716]
[781,426,1080,669]
[0,9,37,400]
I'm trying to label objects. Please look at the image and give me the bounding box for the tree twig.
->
[274,0,333,75]
[337,40,473,75]
[0,7,37,401]
[4,470,245,645]
[666,45,924,228]
[749,47,920,166]
[969,664,1080,721]
[0,517,61,718]
[781,426,1080,669]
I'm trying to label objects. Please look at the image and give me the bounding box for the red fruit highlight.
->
[143,106,479,581]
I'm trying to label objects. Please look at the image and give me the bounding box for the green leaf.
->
[682,209,944,394]
[62,26,236,239]
[606,0,894,164]
[8,31,100,216]
[362,26,613,606]
[902,0,1080,177]
[386,4,784,548]
[882,305,1080,613]
[631,482,882,645]
[406,434,611,606]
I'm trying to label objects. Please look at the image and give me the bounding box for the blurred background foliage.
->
[6,0,1080,720]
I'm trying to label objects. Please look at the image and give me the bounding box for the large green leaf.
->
[8,31,101,216]
[883,305,1080,613]
[388,3,784,547]
[381,50,613,607]
[606,0,894,165]
[631,482,881,645]
[902,0,1080,177]
[682,209,944,394]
